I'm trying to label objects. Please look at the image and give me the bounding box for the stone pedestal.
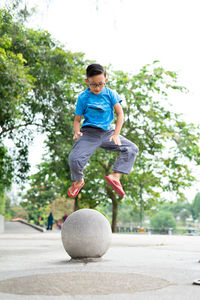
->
[61,209,112,259]
[0,215,4,234]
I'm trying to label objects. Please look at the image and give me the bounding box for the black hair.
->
[86,64,106,78]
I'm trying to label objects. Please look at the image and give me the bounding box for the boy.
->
[67,64,139,198]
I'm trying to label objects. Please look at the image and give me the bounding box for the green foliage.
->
[150,211,176,231]
[5,196,28,220]
[20,169,75,225]
[21,172,57,223]
[72,62,199,230]
[0,144,11,214]
[23,61,200,231]
[0,183,5,214]
[0,7,86,186]
[1,6,200,232]
[0,144,13,188]
[0,9,34,184]
[192,192,200,220]
[155,201,192,229]
[159,201,192,217]
[106,63,200,218]
[46,196,74,222]
[117,204,140,225]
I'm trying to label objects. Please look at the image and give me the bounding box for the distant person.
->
[57,220,63,229]
[47,212,54,230]
[63,213,68,222]
[67,64,139,198]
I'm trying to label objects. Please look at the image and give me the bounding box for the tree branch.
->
[0,121,52,137]
[0,122,33,136]
[99,160,110,173]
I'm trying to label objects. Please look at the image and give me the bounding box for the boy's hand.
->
[73,131,83,139]
[110,134,121,146]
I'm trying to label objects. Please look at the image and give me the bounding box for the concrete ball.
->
[61,209,112,259]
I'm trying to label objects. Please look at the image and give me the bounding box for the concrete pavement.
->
[0,221,200,299]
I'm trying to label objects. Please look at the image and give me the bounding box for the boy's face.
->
[85,73,108,95]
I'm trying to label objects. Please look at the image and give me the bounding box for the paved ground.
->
[4,220,41,234]
[0,221,200,299]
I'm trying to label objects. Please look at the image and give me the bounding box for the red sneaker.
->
[67,182,85,198]
[105,176,125,197]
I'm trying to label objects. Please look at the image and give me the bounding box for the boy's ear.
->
[105,78,108,83]
[85,78,89,85]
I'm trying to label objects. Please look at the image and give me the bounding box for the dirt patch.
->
[0,271,171,295]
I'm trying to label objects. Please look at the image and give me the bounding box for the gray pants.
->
[68,127,139,181]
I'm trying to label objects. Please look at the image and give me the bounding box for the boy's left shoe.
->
[105,176,125,197]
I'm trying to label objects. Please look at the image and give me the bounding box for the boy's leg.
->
[68,128,102,182]
[101,129,139,196]
[100,129,139,175]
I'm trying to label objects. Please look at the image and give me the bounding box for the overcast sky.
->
[26,0,200,121]
[4,0,200,201]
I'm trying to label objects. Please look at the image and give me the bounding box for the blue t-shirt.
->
[75,87,122,130]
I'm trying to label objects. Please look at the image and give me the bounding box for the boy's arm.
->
[110,103,124,146]
[73,115,83,139]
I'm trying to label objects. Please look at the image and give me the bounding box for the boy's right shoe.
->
[67,182,85,198]
[105,176,125,197]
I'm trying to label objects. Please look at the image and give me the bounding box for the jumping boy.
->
[67,64,139,198]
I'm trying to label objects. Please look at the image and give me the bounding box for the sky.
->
[4,0,200,201]
[27,0,200,121]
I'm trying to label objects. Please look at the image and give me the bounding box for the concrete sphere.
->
[61,209,112,259]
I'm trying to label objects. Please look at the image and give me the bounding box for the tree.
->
[20,165,58,224]
[0,7,86,197]
[105,63,200,231]
[117,204,140,225]
[0,9,35,181]
[192,192,200,220]
[0,144,14,214]
[27,62,200,232]
[46,196,74,223]
[0,7,35,213]
[150,211,176,233]
[158,201,192,219]
[152,201,192,228]
[5,193,28,220]
[1,6,200,232]
[20,161,75,224]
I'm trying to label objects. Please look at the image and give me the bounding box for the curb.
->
[12,219,46,232]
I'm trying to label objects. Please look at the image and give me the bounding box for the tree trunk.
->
[0,184,5,215]
[105,185,119,233]
[112,198,118,233]
[139,184,143,228]
[74,197,79,211]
